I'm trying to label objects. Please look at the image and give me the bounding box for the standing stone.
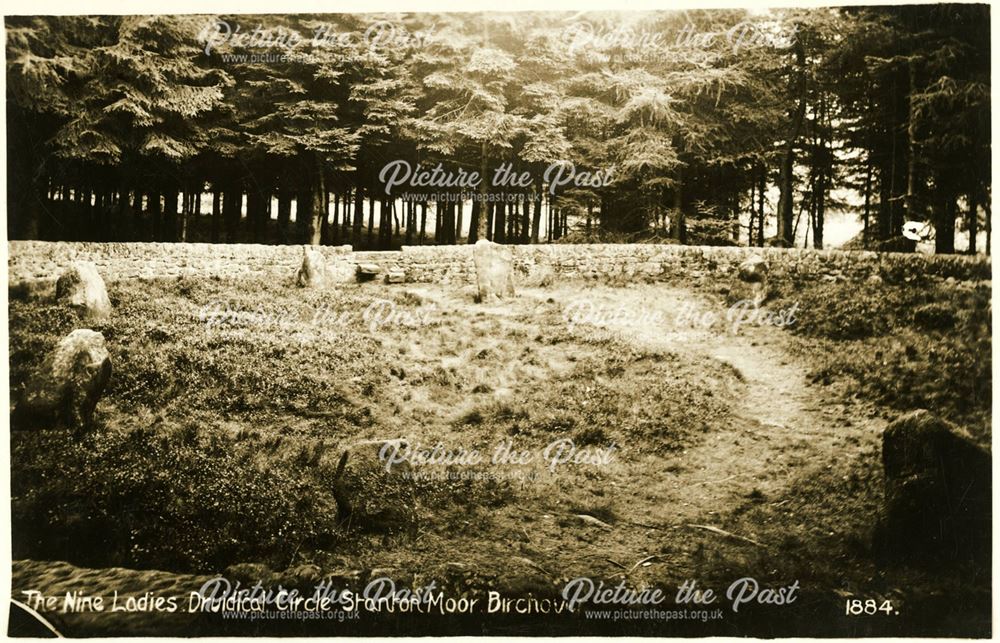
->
[55,261,111,322]
[14,329,112,432]
[876,410,990,565]
[473,240,515,302]
[331,438,416,534]
[737,254,768,283]
[727,254,769,307]
[328,257,356,283]
[296,247,326,288]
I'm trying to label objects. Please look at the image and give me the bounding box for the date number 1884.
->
[845,599,897,616]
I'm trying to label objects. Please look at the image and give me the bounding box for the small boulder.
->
[875,235,917,253]
[277,564,323,592]
[296,248,326,288]
[356,263,383,283]
[14,329,112,432]
[519,263,556,288]
[876,410,990,565]
[385,269,406,284]
[55,262,111,322]
[224,562,276,587]
[473,240,515,302]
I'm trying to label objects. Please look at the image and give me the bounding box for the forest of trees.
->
[5,6,991,252]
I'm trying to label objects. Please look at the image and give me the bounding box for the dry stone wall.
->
[8,240,990,287]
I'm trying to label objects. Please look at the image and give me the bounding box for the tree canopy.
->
[5,6,990,252]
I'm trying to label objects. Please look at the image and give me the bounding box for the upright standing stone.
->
[55,261,112,322]
[328,257,356,283]
[332,438,416,534]
[876,410,990,565]
[737,254,769,283]
[473,240,515,302]
[14,329,112,432]
[726,254,769,307]
[296,247,326,287]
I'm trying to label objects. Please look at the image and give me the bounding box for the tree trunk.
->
[493,201,506,243]
[813,95,828,249]
[672,166,685,243]
[469,201,480,244]
[434,203,442,244]
[476,141,489,240]
[223,187,241,243]
[985,200,991,255]
[450,201,459,244]
[522,198,531,243]
[147,192,161,242]
[379,198,391,248]
[967,189,978,254]
[777,41,807,246]
[807,170,817,248]
[546,194,553,242]
[814,171,825,250]
[905,57,921,223]
[320,191,331,245]
[419,202,427,244]
[211,189,221,243]
[367,196,376,247]
[180,189,190,242]
[117,181,131,243]
[352,185,365,248]
[163,190,178,242]
[405,200,413,245]
[757,168,765,247]
[305,162,324,246]
[863,158,872,248]
[934,192,956,254]
[531,185,542,244]
[331,192,340,244]
[275,186,291,244]
[296,184,312,244]
[247,187,267,244]
[878,163,892,241]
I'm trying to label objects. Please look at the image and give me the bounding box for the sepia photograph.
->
[3,1,993,637]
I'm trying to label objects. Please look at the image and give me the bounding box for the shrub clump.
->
[11,425,339,573]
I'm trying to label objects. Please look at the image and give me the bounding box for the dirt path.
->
[397,280,886,527]
[523,282,886,537]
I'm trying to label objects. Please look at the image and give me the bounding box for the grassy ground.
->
[769,275,991,442]
[8,271,992,635]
